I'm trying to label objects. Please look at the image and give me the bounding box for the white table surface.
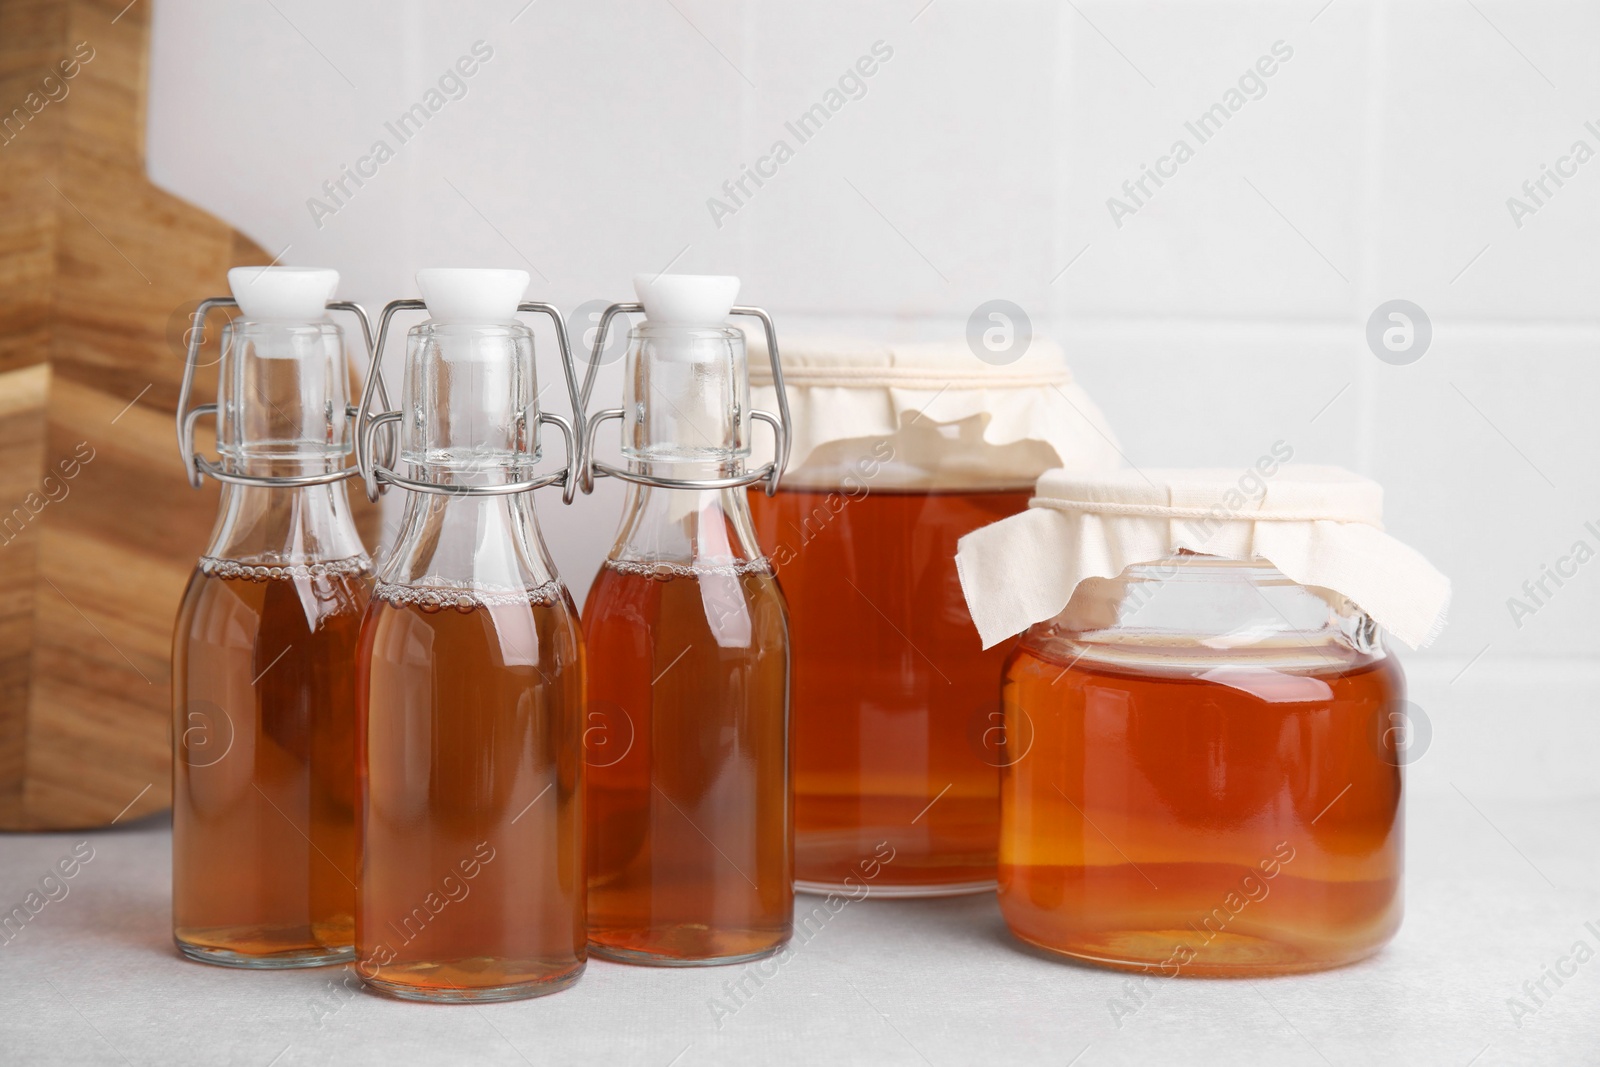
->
[1,792,1595,1066]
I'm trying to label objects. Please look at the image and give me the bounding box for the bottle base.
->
[588,940,789,968]
[175,940,354,970]
[795,877,996,900]
[362,968,583,1003]
[1006,928,1388,978]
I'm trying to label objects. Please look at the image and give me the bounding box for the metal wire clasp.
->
[354,300,584,504]
[175,299,390,490]
[577,304,792,496]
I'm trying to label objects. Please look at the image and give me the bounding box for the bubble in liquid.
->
[200,555,373,583]
[374,579,562,612]
[608,557,772,581]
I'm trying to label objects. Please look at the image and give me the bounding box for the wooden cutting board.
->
[0,0,379,829]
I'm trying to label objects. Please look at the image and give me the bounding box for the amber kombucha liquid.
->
[999,639,1404,976]
[749,485,1030,894]
[357,584,585,1001]
[172,556,368,966]
[583,561,791,963]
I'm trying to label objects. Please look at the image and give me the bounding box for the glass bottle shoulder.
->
[590,482,787,645]
[198,481,369,570]
[373,492,568,604]
[175,556,372,663]
[181,478,371,655]
[604,485,769,569]
[584,557,785,643]
[362,573,583,683]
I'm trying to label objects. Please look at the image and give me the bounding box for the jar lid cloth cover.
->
[955,464,1451,650]
[744,333,1122,483]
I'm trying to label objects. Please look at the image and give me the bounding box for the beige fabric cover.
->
[744,332,1122,487]
[955,465,1451,650]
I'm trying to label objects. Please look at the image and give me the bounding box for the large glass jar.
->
[749,421,1043,895]
[998,555,1406,975]
[747,337,1121,895]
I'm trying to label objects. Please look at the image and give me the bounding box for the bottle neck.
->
[372,318,565,599]
[204,314,364,569]
[217,319,351,473]
[202,478,366,568]
[613,318,759,569]
[608,460,765,569]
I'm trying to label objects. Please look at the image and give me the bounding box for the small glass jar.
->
[998,555,1405,976]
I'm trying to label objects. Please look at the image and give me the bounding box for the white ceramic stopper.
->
[417,268,529,324]
[227,266,338,321]
[633,273,740,328]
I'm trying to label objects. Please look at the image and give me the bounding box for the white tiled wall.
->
[146,0,1600,800]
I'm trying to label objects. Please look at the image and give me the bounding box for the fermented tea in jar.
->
[172,268,375,968]
[957,465,1450,974]
[746,334,1120,895]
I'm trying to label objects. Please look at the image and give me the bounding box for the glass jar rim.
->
[631,322,741,339]
[411,320,534,338]
[227,319,341,333]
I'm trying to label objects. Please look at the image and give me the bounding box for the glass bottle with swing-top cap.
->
[172,267,381,967]
[353,268,587,1001]
[579,274,793,964]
